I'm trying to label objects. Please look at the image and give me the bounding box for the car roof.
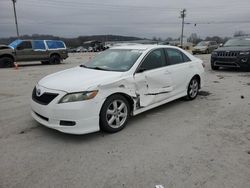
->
[110,44,175,50]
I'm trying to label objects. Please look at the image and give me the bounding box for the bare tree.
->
[234,31,246,37]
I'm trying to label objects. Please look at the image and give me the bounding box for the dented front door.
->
[134,68,174,107]
[133,48,174,107]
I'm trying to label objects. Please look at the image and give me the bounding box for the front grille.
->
[217,51,239,57]
[32,87,59,105]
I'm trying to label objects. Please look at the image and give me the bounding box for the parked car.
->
[0,39,68,68]
[76,46,87,53]
[31,45,205,134]
[192,41,218,54]
[211,37,250,70]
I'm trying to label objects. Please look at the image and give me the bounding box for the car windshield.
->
[196,41,209,46]
[81,49,143,72]
[8,39,22,49]
[224,38,250,47]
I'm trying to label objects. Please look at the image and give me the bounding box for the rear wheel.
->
[0,57,14,68]
[100,94,130,133]
[49,54,61,64]
[186,77,199,100]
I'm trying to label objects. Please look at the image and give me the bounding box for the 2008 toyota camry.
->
[31,45,205,134]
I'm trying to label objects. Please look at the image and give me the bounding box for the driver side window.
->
[139,49,166,71]
[17,41,32,50]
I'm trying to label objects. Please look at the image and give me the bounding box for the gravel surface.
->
[0,53,250,188]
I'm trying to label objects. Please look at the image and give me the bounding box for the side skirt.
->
[132,92,187,116]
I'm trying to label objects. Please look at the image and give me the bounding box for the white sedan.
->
[31,45,205,134]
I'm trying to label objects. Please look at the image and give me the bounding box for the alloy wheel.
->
[106,100,128,129]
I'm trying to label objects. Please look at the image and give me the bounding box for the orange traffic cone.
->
[14,62,19,70]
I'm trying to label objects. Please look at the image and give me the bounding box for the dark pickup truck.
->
[0,39,68,68]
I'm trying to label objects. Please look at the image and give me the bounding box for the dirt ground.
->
[0,53,250,188]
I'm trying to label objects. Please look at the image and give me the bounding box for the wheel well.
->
[50,53,61,59]
[102,93,135,114]
[0,54,14,61]
[192,74,201,89]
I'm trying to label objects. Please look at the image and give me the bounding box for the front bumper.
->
[30,86,104,134]
[211,56,250,69]
[192,49,206,54]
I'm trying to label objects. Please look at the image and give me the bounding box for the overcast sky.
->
[1,0,250,39]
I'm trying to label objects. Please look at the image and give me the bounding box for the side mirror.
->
[219,43,223,47]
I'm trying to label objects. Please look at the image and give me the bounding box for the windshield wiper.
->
[80,64,110,71]
[89,66,111,71]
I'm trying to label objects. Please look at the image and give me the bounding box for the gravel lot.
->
[0,53,250,188]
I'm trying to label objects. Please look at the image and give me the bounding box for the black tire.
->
[100,94,130,133]
[0,57,14,68]
[186,77,199,100]
[211,63,219,70]
[49,54,61,64]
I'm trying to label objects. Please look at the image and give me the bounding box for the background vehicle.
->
[83,40,105,52]
[76,46,87,53]
[31,45,205,135]
[192,41,218,54]
[211,37,250,70]
[0,39,68,68]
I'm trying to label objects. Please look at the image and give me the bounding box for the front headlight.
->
[59,90,98,103]
[239,51,250,56]
[211,51,218,56]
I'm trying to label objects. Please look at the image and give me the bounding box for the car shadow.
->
[214,67,250,73]
[31,98,186,142]
[19,63,65,67]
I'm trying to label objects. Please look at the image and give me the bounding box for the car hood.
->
[0,45,12,50]
[214,46,250,52]
[38,66,124,92]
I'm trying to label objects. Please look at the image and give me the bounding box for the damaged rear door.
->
[133,48,174,107]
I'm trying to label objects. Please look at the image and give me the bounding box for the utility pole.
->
[180,9,186,48]
[12,0,20,38]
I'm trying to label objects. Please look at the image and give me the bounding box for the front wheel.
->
[100,95,130,133]
[186,77,199,100]
[0,57,14,68]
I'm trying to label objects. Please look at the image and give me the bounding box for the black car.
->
[211,37,250,70]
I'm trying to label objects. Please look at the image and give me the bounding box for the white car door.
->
[133,48,174,107]
[163,48,193,96]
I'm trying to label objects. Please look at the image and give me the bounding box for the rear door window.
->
[32,40,46,50]
[165,48,190,65]
[46,41,65,49]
